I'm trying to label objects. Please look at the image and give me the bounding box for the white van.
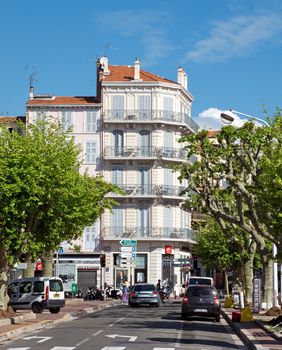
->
[8,277,65,314]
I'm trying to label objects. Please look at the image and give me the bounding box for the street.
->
[0,301,247,350]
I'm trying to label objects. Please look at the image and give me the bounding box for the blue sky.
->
[1,0,282,129]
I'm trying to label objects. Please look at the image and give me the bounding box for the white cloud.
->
[194,107,245,130]
[185,11,282,63]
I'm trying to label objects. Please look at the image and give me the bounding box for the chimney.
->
[134,58,141,80]
[177,66,188,90]
[29,85,34,99]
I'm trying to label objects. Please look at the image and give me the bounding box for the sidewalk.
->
[221,307,282,350]
[0,299,281,350]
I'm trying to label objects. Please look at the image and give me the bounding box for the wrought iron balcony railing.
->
[108,184,186,197]
[103,146,186,160]
[103,109,199,133]
[102,226,196,242]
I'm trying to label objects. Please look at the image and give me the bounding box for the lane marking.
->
[106,334,137,342]
[23,336,52,343]
[175,321,183,348]
[154,348,175,350]
[50,348,76,350]
[108,323,114,327]
[7,348,30,350]
[108,316,125,328]
[101,348,126,350]
[92,330,103,336]
[75,337,90,346]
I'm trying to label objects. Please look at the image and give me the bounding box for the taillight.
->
[130,291,136,297]
[45,285,49,301]
[214,296,219,305]
[182,296,189,304]
[153,291,158,296]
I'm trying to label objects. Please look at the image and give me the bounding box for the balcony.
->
[103,146,187,161]
[102,226,196,243]
[108,184,186,198]
[103,109,199,133]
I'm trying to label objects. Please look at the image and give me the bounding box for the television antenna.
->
[104,42,120,57]
[25,65,37,88]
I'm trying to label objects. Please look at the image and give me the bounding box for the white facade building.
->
[26,58,199,295]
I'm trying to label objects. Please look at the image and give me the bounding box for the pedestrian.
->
[156,279,164,303]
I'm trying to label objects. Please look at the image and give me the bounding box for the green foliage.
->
[195,218,250,271]
[0,117,121,267]
[177,111,282,261]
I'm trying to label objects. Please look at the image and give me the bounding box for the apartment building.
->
[26,57,199,295]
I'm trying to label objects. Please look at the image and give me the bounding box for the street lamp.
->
[220,109,270,127]
[220,108,279,309]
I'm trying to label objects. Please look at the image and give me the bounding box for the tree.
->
[0,118,121,311]
[177,112,282,307]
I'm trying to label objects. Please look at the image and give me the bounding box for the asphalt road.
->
[0,301,248,350]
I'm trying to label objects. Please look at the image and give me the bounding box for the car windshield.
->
[134,284,155,292]
[189,278,212,285]
[186,286,216,297]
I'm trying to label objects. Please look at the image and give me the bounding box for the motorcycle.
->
[75,289,83,299]
[84,286,103,301]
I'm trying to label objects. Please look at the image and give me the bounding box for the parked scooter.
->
[75,289,83,299]
[84,286,103,301]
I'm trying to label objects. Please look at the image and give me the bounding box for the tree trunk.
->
[42,252,54,277]
[262,257,273,309]
[242,257,254,306]
[0,245,10,311]
[22,258,35,278]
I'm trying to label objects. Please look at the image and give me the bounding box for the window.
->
[164,96,173,119]
[85,111,97,132]
[84,225,96,249]
[112,95,124,118]
[62,111,73,131]
[50,279,63,292]
[33,281,44,293]
[137,95,151,119]
[19,281,32,293]
[85,141,97,163]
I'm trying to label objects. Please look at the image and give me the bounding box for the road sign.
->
[131,253,136,259]
[120,239,137,246]
[120,246,133,252]
[120,252,132,258]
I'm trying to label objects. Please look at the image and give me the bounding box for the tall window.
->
[113,130,124,156]
[85,141,97,163]
[85,111,97,132]
[164,206,173,236]
[137,95,151,119]
[112,165,123,186]
[112,95,124,119]
[62,111,73,131]
[83,225,96,250]
[164,96,173,119]
[139,166,150,194]
[111,208,124,237]
[139,130,150,156]
[138,207,149,237]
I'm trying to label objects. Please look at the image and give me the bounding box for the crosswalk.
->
[6,347,176,350]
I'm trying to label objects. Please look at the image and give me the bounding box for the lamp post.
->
[220,109,279,309]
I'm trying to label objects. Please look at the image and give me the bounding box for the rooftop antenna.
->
[25,65,37,98]
[104,42,120,57]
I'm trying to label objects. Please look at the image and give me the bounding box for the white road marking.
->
[154,348,175,350]
[75,337,89,346]
[116,317,124,323]
[108,323,114,327]
[23,336,52,343]
[175,321,183,348]
[106,334,137,342]
[50,347,76,350]
[101,348,126,350]
[7,348,30,350]
[92,330,103,336]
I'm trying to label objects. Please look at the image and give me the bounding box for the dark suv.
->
[181,285,220,322]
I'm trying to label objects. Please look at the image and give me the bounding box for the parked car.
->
[181,285,220,322]
[129,283,160,307]
[8,277,65,314]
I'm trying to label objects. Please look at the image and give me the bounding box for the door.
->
[112,95,124,119]
[77,270,97,295]
[137,95,151,119]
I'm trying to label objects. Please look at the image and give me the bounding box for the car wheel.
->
[155,303,160,307]
[49,307,60,314]
[32,302,43,314]
[215,315,220,322]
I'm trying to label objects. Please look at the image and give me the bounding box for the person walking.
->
[156,279,164,303]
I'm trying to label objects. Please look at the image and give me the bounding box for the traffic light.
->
[100,254,106,267]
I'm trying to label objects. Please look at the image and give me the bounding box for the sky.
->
[1,0,282,129]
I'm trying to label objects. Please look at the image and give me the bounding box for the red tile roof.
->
[27,96,99,106]
[103,65,176,84]
[0,116,24,122]
[207,130,219,137]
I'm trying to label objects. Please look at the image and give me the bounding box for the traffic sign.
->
[120,246,133,252]
[120,252,132,258]
[120,239,137,246]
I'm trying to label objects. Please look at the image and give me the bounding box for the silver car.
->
[129,283,160,307]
